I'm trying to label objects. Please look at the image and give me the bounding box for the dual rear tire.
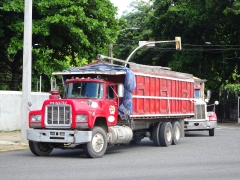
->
[152,121,181,147]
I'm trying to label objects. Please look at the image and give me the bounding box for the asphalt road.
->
[1,124,240,180]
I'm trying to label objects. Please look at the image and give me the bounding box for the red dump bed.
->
[130,65,194,119]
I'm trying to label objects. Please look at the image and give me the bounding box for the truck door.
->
[106,85,118,125]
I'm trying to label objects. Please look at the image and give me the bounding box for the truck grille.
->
[45,105,72,128]
[194,104,206,120]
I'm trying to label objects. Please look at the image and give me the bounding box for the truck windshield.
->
[64,82,103,99]
[194,89,201,98]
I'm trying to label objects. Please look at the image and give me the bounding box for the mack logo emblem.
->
[50,102,67,105]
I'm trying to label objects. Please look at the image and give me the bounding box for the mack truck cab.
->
[184,77,219,136]
[63,76,124,129]
[27,72,134,158]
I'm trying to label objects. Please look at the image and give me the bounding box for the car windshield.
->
[64,82,103,99]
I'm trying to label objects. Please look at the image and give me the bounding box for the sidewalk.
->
[0,131,28,152]
[0,122,240,152]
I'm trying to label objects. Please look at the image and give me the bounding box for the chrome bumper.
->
[27,129,92,144]
[184,120,217,130]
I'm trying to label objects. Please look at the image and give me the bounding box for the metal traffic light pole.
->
[124,37,181,67]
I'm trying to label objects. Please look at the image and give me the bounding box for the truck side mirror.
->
[117,84,124,97]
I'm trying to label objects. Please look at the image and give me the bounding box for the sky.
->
[110,0,134,17]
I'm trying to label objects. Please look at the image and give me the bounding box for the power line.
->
[184,44,240,47]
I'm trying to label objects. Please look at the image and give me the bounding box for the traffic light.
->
[175,37,182,50]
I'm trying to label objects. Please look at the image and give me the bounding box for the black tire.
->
[83,126,107,158]
[29,141,53,156]
[172,121,181,145]
[152,122,161,146]
[159,122,172,147]
[209,128,214,136]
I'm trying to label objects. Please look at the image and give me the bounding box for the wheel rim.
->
[166,128,172,142]
[92,133,104,152]
[174,126,180,140]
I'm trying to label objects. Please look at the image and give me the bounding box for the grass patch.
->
[0,130,21,133]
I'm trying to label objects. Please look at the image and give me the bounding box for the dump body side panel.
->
[131,72,194,119]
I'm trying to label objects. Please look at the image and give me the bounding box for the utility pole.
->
[108,43,113,63]
[21,0,32,142]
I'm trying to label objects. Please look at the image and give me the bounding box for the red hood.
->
[43,99,102,111]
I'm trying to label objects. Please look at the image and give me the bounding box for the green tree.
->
[0,0,119,91]
[148,0,240,101]
[225,0,240,14]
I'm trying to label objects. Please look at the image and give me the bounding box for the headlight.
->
[32,115,41,122]
[76,115,88,122]
[207,112,214,116]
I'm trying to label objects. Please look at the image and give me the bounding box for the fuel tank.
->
[108,126,133,145]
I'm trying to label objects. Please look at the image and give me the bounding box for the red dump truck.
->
[27,55,194,158]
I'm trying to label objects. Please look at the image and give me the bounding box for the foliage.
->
[224,0,240,14]
[220,84,240,104]
[114,0,154,62]
[148,0,240,103]
[0,0,119,91]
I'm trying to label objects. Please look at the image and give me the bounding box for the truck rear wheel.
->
[152,122,161,146]
[159,122,172,147]
[29,141,53,156]
[83,126,107,158]
[172,121,181,145]
[209,128,214,136]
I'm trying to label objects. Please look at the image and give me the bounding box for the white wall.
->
[0,91,49,131]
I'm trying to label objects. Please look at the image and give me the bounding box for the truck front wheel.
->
[209,128,214,136]
[83,126,107,158]
[29,141,53,156]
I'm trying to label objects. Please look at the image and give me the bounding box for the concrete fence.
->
[0,91,49,131]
